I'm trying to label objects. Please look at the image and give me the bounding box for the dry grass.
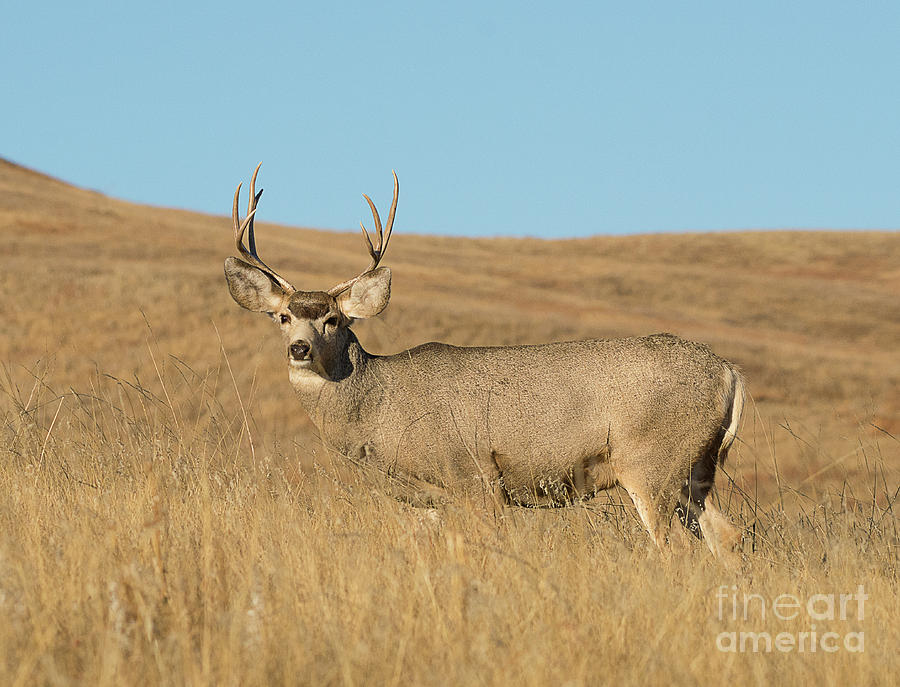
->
[0,159,898,684]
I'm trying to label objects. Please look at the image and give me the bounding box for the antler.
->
[328,171,398,295]
[232,163,295,293]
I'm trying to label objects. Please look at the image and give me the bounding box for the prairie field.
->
[0,158,897,685]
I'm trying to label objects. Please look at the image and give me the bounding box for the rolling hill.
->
[1,157,897,504]
[2,157,898,685]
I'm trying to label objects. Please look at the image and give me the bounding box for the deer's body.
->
[224,165,745,563]
[293,331,741,508]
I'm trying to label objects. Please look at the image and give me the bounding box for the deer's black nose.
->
[289,341,311,361]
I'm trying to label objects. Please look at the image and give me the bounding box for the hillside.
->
[1,157,897,504]
[1,158,898,685]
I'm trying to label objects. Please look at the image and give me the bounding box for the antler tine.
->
[360,194,382,272]
[232,180,245,241]
[231,182,259,258]
[247,188,264,257]
[231,163,294,293]
[359,220,376,257]
[382,170,399,255]
[328,171,399,296]
[247,162,264,257]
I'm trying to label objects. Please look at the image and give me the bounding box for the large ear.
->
[336,267,391,319]
[224,257,288,312]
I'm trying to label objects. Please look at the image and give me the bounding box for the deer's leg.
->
[697,498,742,566]
[615,446,691,554]
[622,483,679,552]
[677,451,742,566]
[680,484,742,566]
[471,467,509,521]
[618,472,682,553]
[578,450,617,497]
[675,460,715,540]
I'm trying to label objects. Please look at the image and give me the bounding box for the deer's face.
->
[276,290,350,379]
[224,257,392,381]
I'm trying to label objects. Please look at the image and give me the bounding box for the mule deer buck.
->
[224,164,745,562]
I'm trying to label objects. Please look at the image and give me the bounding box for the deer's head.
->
[224,164,397,380]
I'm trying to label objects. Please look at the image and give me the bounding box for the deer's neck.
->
[288,330,376,453]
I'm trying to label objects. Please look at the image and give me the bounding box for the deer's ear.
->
[336,267,391,319]
[224,257,287,312]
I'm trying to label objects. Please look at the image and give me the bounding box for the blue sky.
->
[3,2,899,237]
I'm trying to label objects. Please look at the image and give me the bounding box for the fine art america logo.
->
[715,585,867,653]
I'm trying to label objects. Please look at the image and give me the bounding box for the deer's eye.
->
[324,315,340,329]
[280,314,291,325]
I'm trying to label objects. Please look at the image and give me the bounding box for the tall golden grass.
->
[0,159,897,684]
[1,355,896,685]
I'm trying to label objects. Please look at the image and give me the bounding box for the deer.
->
[224,164,746,563]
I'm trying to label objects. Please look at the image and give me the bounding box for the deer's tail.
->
[718,363,745,465]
